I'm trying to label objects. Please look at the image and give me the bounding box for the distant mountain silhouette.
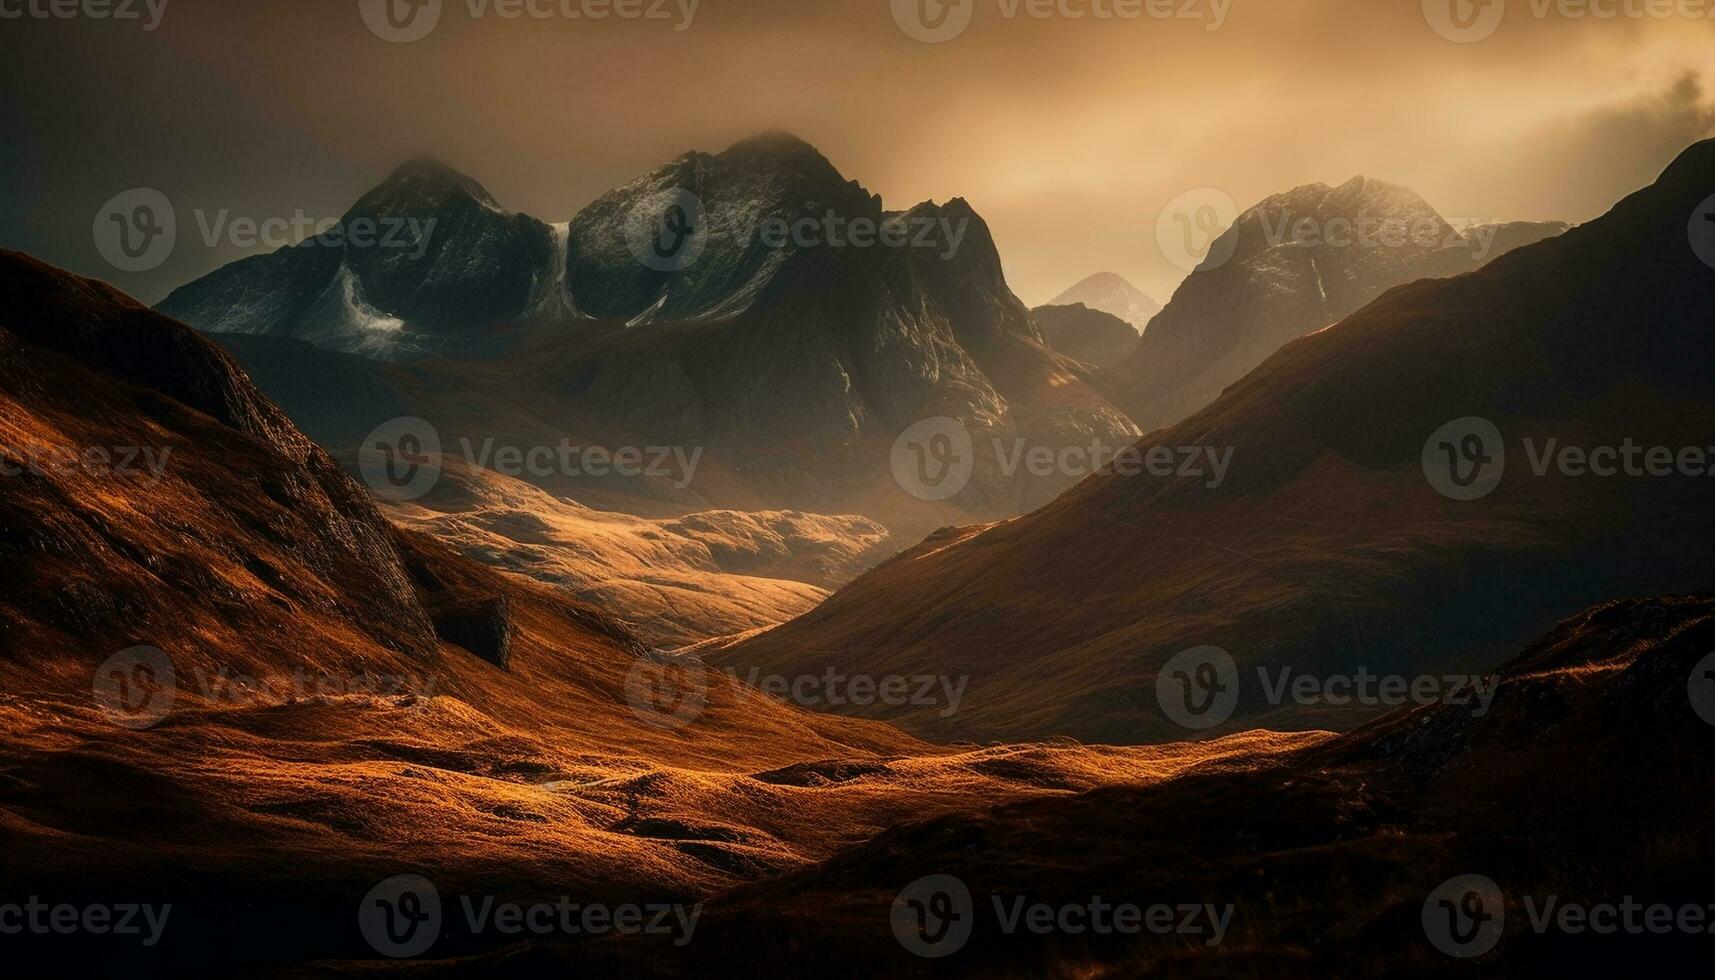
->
[1032,302,1139,369]
[714,141,1715,743]
[1048,271,1159,331]
[1107,176,1568,431]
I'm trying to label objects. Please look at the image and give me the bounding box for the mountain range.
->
[1104,177,1570,431]
[158,134,1138,538]
[710,140,1715,743]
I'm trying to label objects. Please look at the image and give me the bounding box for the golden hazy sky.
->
[3,0,1711,304]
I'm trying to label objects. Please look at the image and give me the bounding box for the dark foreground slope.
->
[443,594,1715,979]
[716,139,1715,743]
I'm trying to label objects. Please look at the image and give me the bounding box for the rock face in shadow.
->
[1032,302,1140,369]
[1108,175,1568,431]
[433,597,512,670]
[157,159,555,358]
[0,249,439,662]
[715,140,1715,744]
[157,134,1138,535]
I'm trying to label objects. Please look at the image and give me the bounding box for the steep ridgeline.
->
[1032,302,1140,369]
[158,134,1138,533]
[158,159,561,359]
[1109,176,1568,431]
[1047,271,1159,331]
[714,140,1715,744]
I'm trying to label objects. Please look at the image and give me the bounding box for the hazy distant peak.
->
[1048,272,1158,331]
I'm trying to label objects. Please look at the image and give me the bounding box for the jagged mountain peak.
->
[353,155,509,216]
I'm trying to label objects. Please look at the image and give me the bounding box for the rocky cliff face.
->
[158,135,1138,532]
[157,159,556,358]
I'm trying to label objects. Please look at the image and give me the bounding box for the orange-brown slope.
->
[0,250,1255,973]
[714,138,1715,744]
[477,594,1715,979]
[367,453,892,648]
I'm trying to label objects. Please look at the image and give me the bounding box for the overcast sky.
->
[2,0,1711,306]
